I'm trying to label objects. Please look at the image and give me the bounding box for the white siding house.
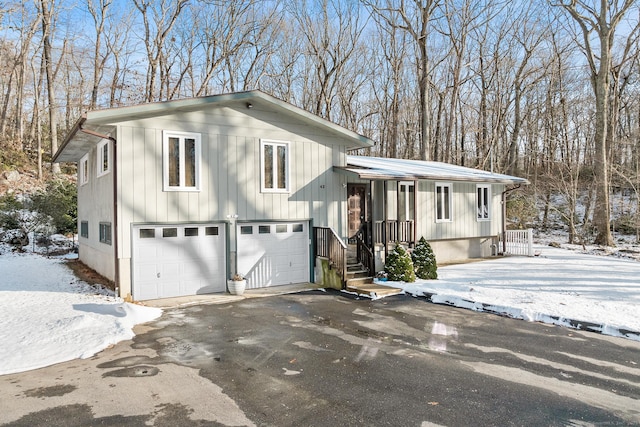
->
[54,90,527,301]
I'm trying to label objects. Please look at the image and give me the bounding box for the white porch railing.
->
[499,229,534,257]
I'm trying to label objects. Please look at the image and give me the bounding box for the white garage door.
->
[236,222,309,289]
[132,224,226,300]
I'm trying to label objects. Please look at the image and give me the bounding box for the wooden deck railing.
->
[372,220,415,245]
[314,227,347,284]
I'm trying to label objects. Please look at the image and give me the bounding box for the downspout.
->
[79,126,120,298]
[501,184,522,255]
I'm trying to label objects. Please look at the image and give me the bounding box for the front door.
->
[347,184,368,238]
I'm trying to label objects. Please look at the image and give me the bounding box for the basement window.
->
[99,222,112,245]
[80,221,89,238]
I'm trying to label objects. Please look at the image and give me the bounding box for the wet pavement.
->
[2,290,640,426]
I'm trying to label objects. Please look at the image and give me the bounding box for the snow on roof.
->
[343,155,529,184]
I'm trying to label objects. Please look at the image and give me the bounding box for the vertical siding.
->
[77,138,115,280]
[116,106,346,260]
[414,180,505,241]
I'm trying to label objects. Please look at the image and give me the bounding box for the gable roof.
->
[339,155,529,185]
[53,90,374,162]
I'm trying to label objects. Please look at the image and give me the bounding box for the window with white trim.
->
[163,131,201,191]
[398,181,415,222]
[97,140,110,177]
[261,139,289,192]
[435,183,452,222]
[79,154,89,185]
[477,185,491,220]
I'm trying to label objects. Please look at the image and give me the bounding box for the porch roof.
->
[339,155,529,185]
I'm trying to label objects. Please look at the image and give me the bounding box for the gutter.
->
[501,185,522,255]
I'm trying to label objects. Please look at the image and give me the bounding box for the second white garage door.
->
[236,222,309,289]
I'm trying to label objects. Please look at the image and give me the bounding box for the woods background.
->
[1,0,639,244]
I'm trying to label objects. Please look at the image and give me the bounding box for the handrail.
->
[355,228,374,276]
[314,227,347,285]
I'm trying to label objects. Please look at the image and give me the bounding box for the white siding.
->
[113,104,352,297]
[77,141,115,281]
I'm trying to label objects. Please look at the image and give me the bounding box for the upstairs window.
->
[261,139,289,192]
[163,131,201,191]
[97,139,110,177]
[435,183,452,222]
[477,185,491,220]
[79,154,89,185]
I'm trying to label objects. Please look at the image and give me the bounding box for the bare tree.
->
[39,0,60,174]
[553,0,638,246]
[86,0,111,109]
[132,0,188,102]
[365,0,441,161]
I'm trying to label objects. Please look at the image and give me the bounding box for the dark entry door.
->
[347,184,368,238]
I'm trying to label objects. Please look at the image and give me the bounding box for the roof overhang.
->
[339,156,530,185]
[53,90,374,163]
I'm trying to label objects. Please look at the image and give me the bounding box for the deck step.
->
[346,280,404,298]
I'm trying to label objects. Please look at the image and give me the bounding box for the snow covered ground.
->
[1,232,639,377]
[0,249,161,376]
[390,243,640,342]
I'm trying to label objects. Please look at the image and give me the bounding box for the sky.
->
[0,238,639,376]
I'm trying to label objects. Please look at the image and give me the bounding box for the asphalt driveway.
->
[2,291,639,426]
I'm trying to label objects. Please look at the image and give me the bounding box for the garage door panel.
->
[132,224,227,300]
[237,222,309,289]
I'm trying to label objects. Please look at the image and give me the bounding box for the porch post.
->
[368,181,373,246]
[413,179,418,246]
[383,180,388,259]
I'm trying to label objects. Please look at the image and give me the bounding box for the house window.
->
[163,130,201,191]
[435,183,452,222]
[261,139,289,192]
[79,154,89,185]
[97,140,110,177]
[477,185,491,220]
[99,222,112,245]
[398,182,415,222]
[80,221,89,238]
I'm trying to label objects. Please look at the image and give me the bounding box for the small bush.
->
[384,243,416,283]
[412,237,438,280]
[30,178,77,234]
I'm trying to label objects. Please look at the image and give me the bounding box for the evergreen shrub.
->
[384,243,416,282]
[412,236,438,280]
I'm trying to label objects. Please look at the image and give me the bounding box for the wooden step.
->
[346,280,404,298]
